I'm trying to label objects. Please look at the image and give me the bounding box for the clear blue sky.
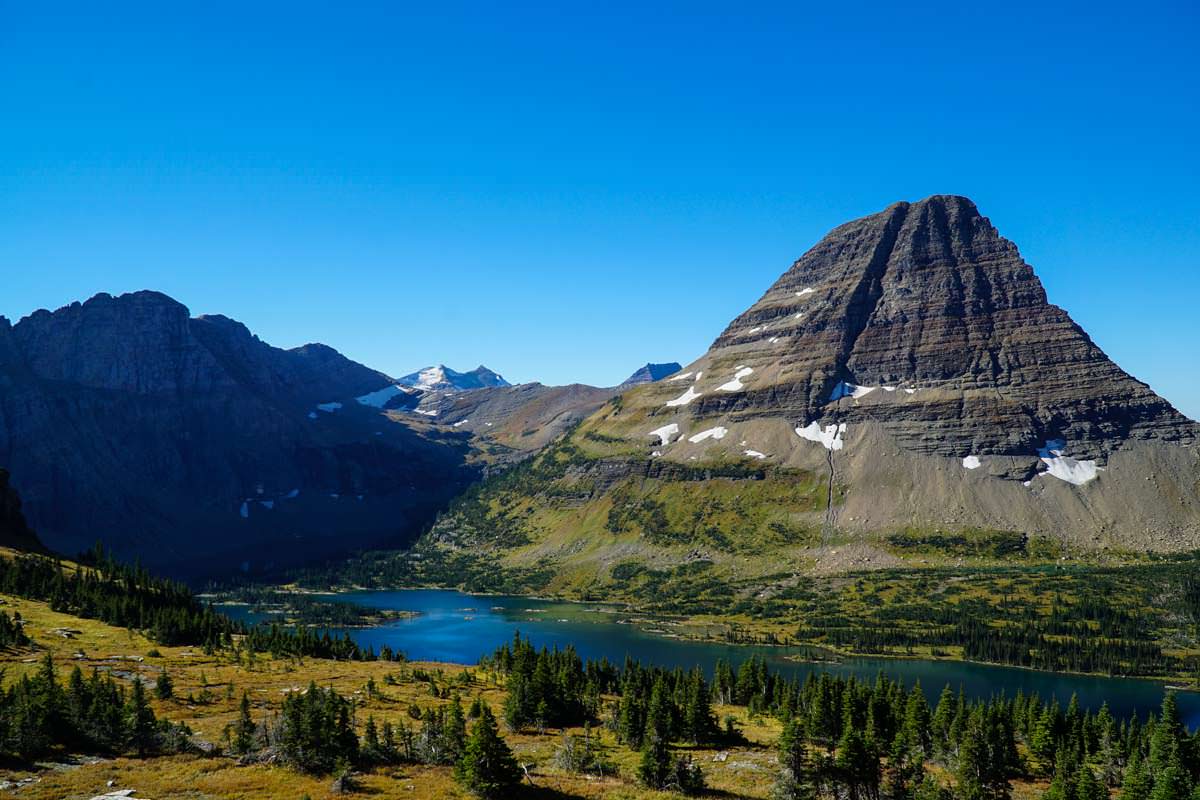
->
[2,2,1198,418]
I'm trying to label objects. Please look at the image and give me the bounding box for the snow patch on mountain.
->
[796,421,846,451]
[962,456,983,470]
[688,426,728,443]
[316,402,342,413]
[718,367,754,392]
[1037,440,1103,485]
[830,382,876,401]
[649,423,680,445]
[666,386,701,407]
[355,384,411,408]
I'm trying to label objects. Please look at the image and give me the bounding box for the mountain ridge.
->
[0,290,476,575]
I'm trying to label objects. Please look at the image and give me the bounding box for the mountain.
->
[407,362,683,457]
[416,196,1200,594]
[619,362,683,388]
[398,365,509,393]
[424,382,616,455]
[0,291,477,575]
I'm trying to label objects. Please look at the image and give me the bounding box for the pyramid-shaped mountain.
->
[683,194,1194,459]
[423,196,1199,577]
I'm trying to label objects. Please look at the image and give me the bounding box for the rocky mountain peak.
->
[619,362,684,388]
[398,364,510,393]
[679,195,1197,459]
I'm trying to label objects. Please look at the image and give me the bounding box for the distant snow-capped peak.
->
[397,364,510,393]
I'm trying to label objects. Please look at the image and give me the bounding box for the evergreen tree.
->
[1075,765,1105,800]
[774,715,816,800]
[931,684,957,757]
[125,679,156,756]
[1119,750,1152,800]
[638,677,675,789]
[233,691,256,755]
[637,730,673,790]
[446,696,468,764]
[154,668,173,701]
[1149,758,1193,800]
[1030,701,1062,773]
[903,683,934,758]
[454,705,521,799]
[681,668,715,744]
[886,726,924,800]
[669,754,706,796]
[835,726,880,800]
[362,716,381,763]
[1150,693,1186,776]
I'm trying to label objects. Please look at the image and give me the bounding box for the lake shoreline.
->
[263,582,1200,690]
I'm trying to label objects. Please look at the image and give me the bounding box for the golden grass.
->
[0,592,792,799]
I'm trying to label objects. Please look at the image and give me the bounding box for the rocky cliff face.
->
[0,468,46,553]
[689,196,1195,460]
[0,291,476,575]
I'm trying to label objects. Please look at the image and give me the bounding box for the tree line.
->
[0,548,401,662]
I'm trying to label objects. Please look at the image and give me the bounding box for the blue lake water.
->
[220,588,1200,727]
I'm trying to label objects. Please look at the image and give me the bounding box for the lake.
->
[221,588,1200,727]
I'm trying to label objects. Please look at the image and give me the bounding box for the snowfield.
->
[718,367,754,392]
[649,423,680,445]
[355,385,408,408]
[796,421,847,451]
[666,386,701,407]
[1037,440,1103,485]
[688,426,728,443]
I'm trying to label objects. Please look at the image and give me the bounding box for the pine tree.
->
[1076,765,1105,800]
[931,684,957,757]
[154,668,173,701]
[1149,760,1193,800]
[903,683,933,758]
[886,727,924,800]
[773,715,815,800]
[836,726,880,800]
[446,696,468,764]
[454,705,521,799]
[363,715,381,763]
[1044,750,1080,800]
[638,731,673,789]
[1150,693,1185,776]
[233,691,256,754]
[682,669,715,744]
[1030,702,1061,773]
[1119,751,1152,800]
[125,678,156,756]
[638,677,675,789]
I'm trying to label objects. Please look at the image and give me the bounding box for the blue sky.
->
[2,2,1198,418]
